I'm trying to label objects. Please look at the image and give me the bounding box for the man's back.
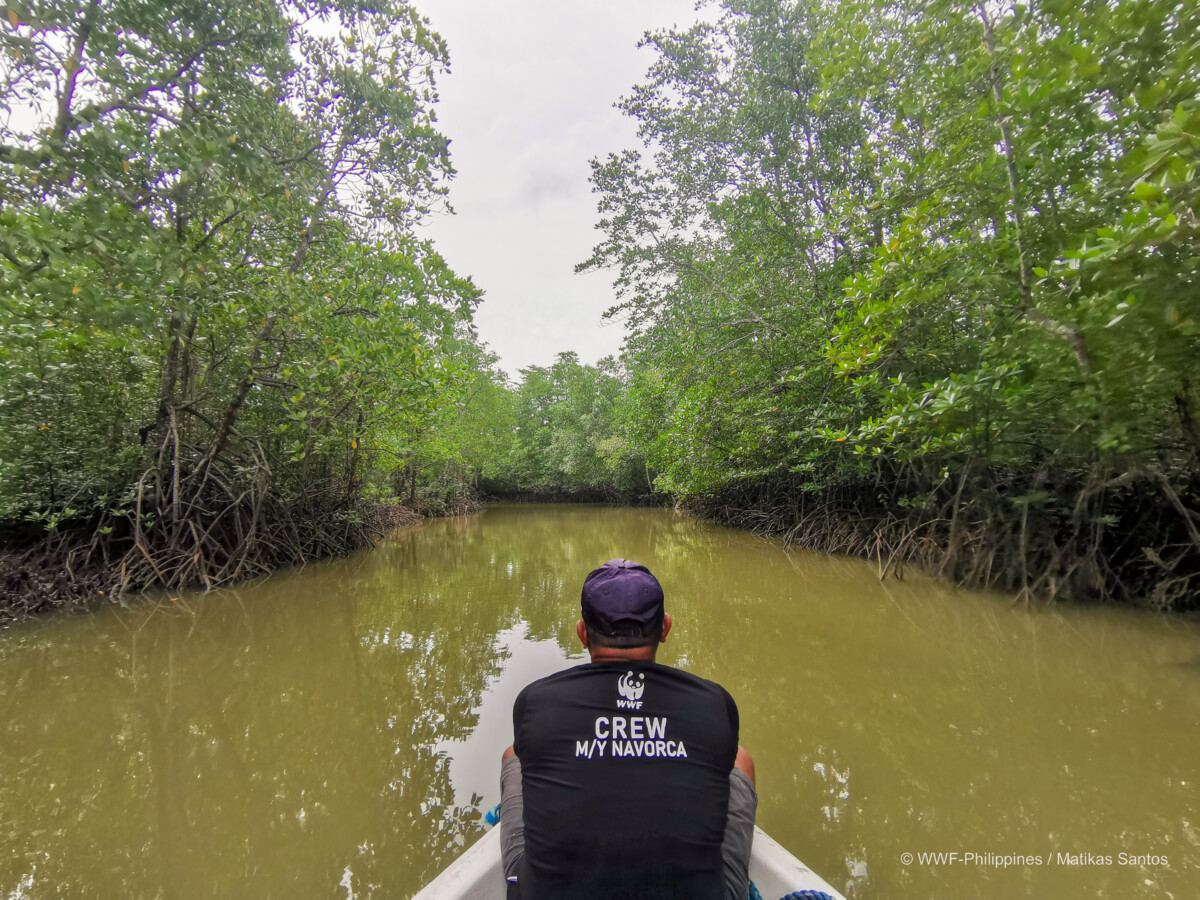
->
[513,659,739,899]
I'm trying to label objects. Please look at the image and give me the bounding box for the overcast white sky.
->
[414,0,705,379]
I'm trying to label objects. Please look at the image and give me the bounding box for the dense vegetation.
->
[4,0,1198,615]
[499,0,1200,609]
[0,0,488,614]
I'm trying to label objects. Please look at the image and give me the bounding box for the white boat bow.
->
[412,825,846,900]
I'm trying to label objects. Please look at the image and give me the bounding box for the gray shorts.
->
[499,753,758,900]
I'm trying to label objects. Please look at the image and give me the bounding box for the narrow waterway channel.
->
[1,504,1197,898]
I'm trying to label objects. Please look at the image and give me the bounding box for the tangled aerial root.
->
[683,463,1200,612]
[0,467,420,623]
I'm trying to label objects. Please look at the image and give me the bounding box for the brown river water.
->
[1,504,1198,899]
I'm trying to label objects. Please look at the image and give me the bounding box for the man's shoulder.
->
[518,660,735,705]
[514,662,593,701]
[662,662,733,694]
[638,660,735,695]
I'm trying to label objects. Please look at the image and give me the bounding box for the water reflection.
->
[436,625,584,812]
[0,504,1198,899]
[0,536,501,897]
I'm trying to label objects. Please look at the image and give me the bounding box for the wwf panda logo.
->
[617,671,645,706]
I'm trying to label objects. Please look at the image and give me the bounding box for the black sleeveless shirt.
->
[512,660,739,899]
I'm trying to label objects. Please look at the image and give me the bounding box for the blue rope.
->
[749,887,836,900]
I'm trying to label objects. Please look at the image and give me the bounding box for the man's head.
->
[577,559,671,660]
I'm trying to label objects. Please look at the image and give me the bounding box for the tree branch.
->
[192,208,241,253]
[53,0,101,146]
[0,243,50,275]
[978,3,1093,375]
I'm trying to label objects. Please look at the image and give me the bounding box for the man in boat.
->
[500,558,757,899]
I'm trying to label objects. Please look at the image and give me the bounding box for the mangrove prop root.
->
[0,457,427,622]
[682,464,1199,612]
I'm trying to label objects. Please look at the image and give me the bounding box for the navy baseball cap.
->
[580,559,665,638]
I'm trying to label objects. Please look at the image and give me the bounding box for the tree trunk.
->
[978,3,1093,374]
[189,316,276,489]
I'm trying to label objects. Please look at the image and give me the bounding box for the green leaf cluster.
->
[576,0,1200,505]
[0,0,480,526]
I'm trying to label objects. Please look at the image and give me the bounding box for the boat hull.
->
[411,825,845,899]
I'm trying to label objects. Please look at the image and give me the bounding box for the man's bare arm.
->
[734,745,755,786]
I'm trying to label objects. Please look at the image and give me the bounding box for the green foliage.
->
[821,0,1200,466]
[502,353,646,495]
[579,0,1200,508]
[0,0,479,533]
[411,351,652,500]
[390,338,516,504]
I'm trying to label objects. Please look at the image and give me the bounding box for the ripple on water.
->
[1,503,1197,899]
